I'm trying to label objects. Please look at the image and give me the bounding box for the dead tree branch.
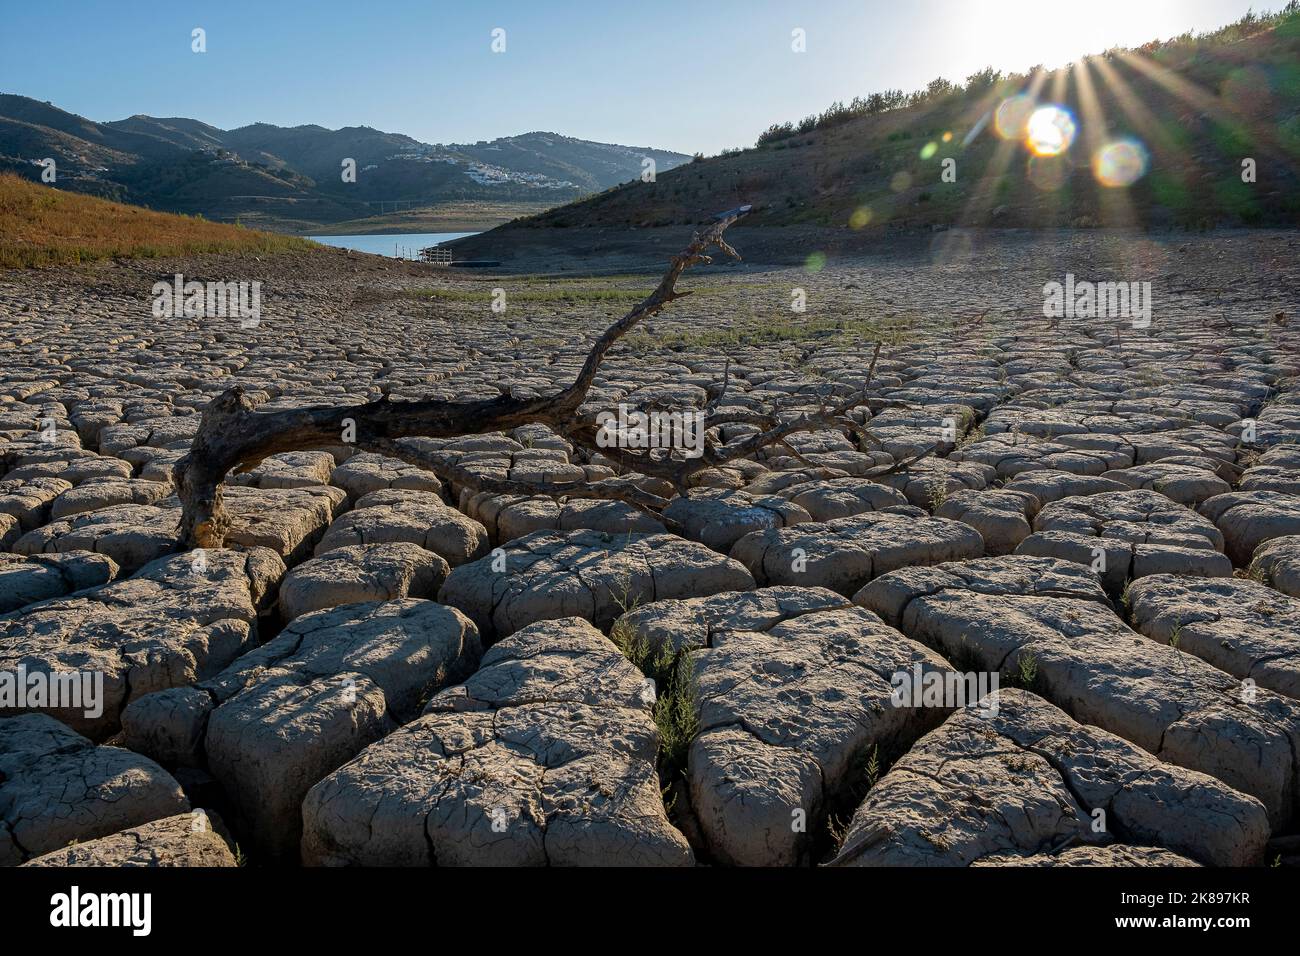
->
[173,204,898,548]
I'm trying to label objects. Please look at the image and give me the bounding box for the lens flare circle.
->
[849,206,873,229]
[1027,154,1068,192]
[1025,105,1077,156]
[1093,138,1150,188]
[994,94,1037,140]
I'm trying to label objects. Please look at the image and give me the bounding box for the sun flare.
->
[1025,105,1077,156]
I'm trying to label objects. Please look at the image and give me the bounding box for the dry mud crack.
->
[1,230,1298,866]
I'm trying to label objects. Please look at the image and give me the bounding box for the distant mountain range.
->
[0,94,690,231]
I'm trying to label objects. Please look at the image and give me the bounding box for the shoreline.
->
[443,224,1300,275]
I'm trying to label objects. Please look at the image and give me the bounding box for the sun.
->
[956,0,1212,73]
[1025,105,1077,156]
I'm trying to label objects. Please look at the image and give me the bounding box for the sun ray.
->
[1025,67,1075,225]
[1116,49,1291,163]
[1074,56,1138,228]
[1089,52,1217,226]
[956,75,1028,134]
[1088,53,1185,158]
[957,68,1050,226]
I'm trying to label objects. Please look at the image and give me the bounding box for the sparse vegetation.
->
[927,479,949,512]
[655,653,701,779]
[1007,650,1040,690]
[608,587,700,783]
[826,812,853,851]
[864,744,882,789]
[756,2,1300,151]
[1238,562,1272,584]
[956,424,986,450]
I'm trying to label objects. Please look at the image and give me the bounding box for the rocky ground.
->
[1,228,1298,868]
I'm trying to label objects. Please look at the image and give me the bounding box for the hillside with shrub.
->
[457,6,1300,248]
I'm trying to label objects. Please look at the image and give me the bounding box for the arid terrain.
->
[2,227,1299,868]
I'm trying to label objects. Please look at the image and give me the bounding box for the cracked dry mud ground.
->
[2,228,1299,867]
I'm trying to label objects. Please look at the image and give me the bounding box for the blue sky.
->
[0,0,1265,154]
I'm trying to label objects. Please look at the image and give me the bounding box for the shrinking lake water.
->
[305,232,478,259]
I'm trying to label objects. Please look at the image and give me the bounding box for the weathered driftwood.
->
[174,205,907,548]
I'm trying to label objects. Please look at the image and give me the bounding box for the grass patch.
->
[1017,651,1039,687]
[0,173,315,269]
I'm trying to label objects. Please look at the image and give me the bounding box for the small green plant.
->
[609,615,669,677]
[655,653,700,778]
[608,580,698,781]
[957,424,986,450]
[1238,561,1270,585]
[841,741,891,807]
[1251,600,1278,618]
[608,572,641,616]
[1008,650,1038,689]
[864,744,881,789]
[826,812,852,851]
[927,479,949,512]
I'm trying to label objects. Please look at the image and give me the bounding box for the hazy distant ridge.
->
[0,93,690,229]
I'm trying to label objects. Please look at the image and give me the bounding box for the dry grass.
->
[0,174,315,269]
